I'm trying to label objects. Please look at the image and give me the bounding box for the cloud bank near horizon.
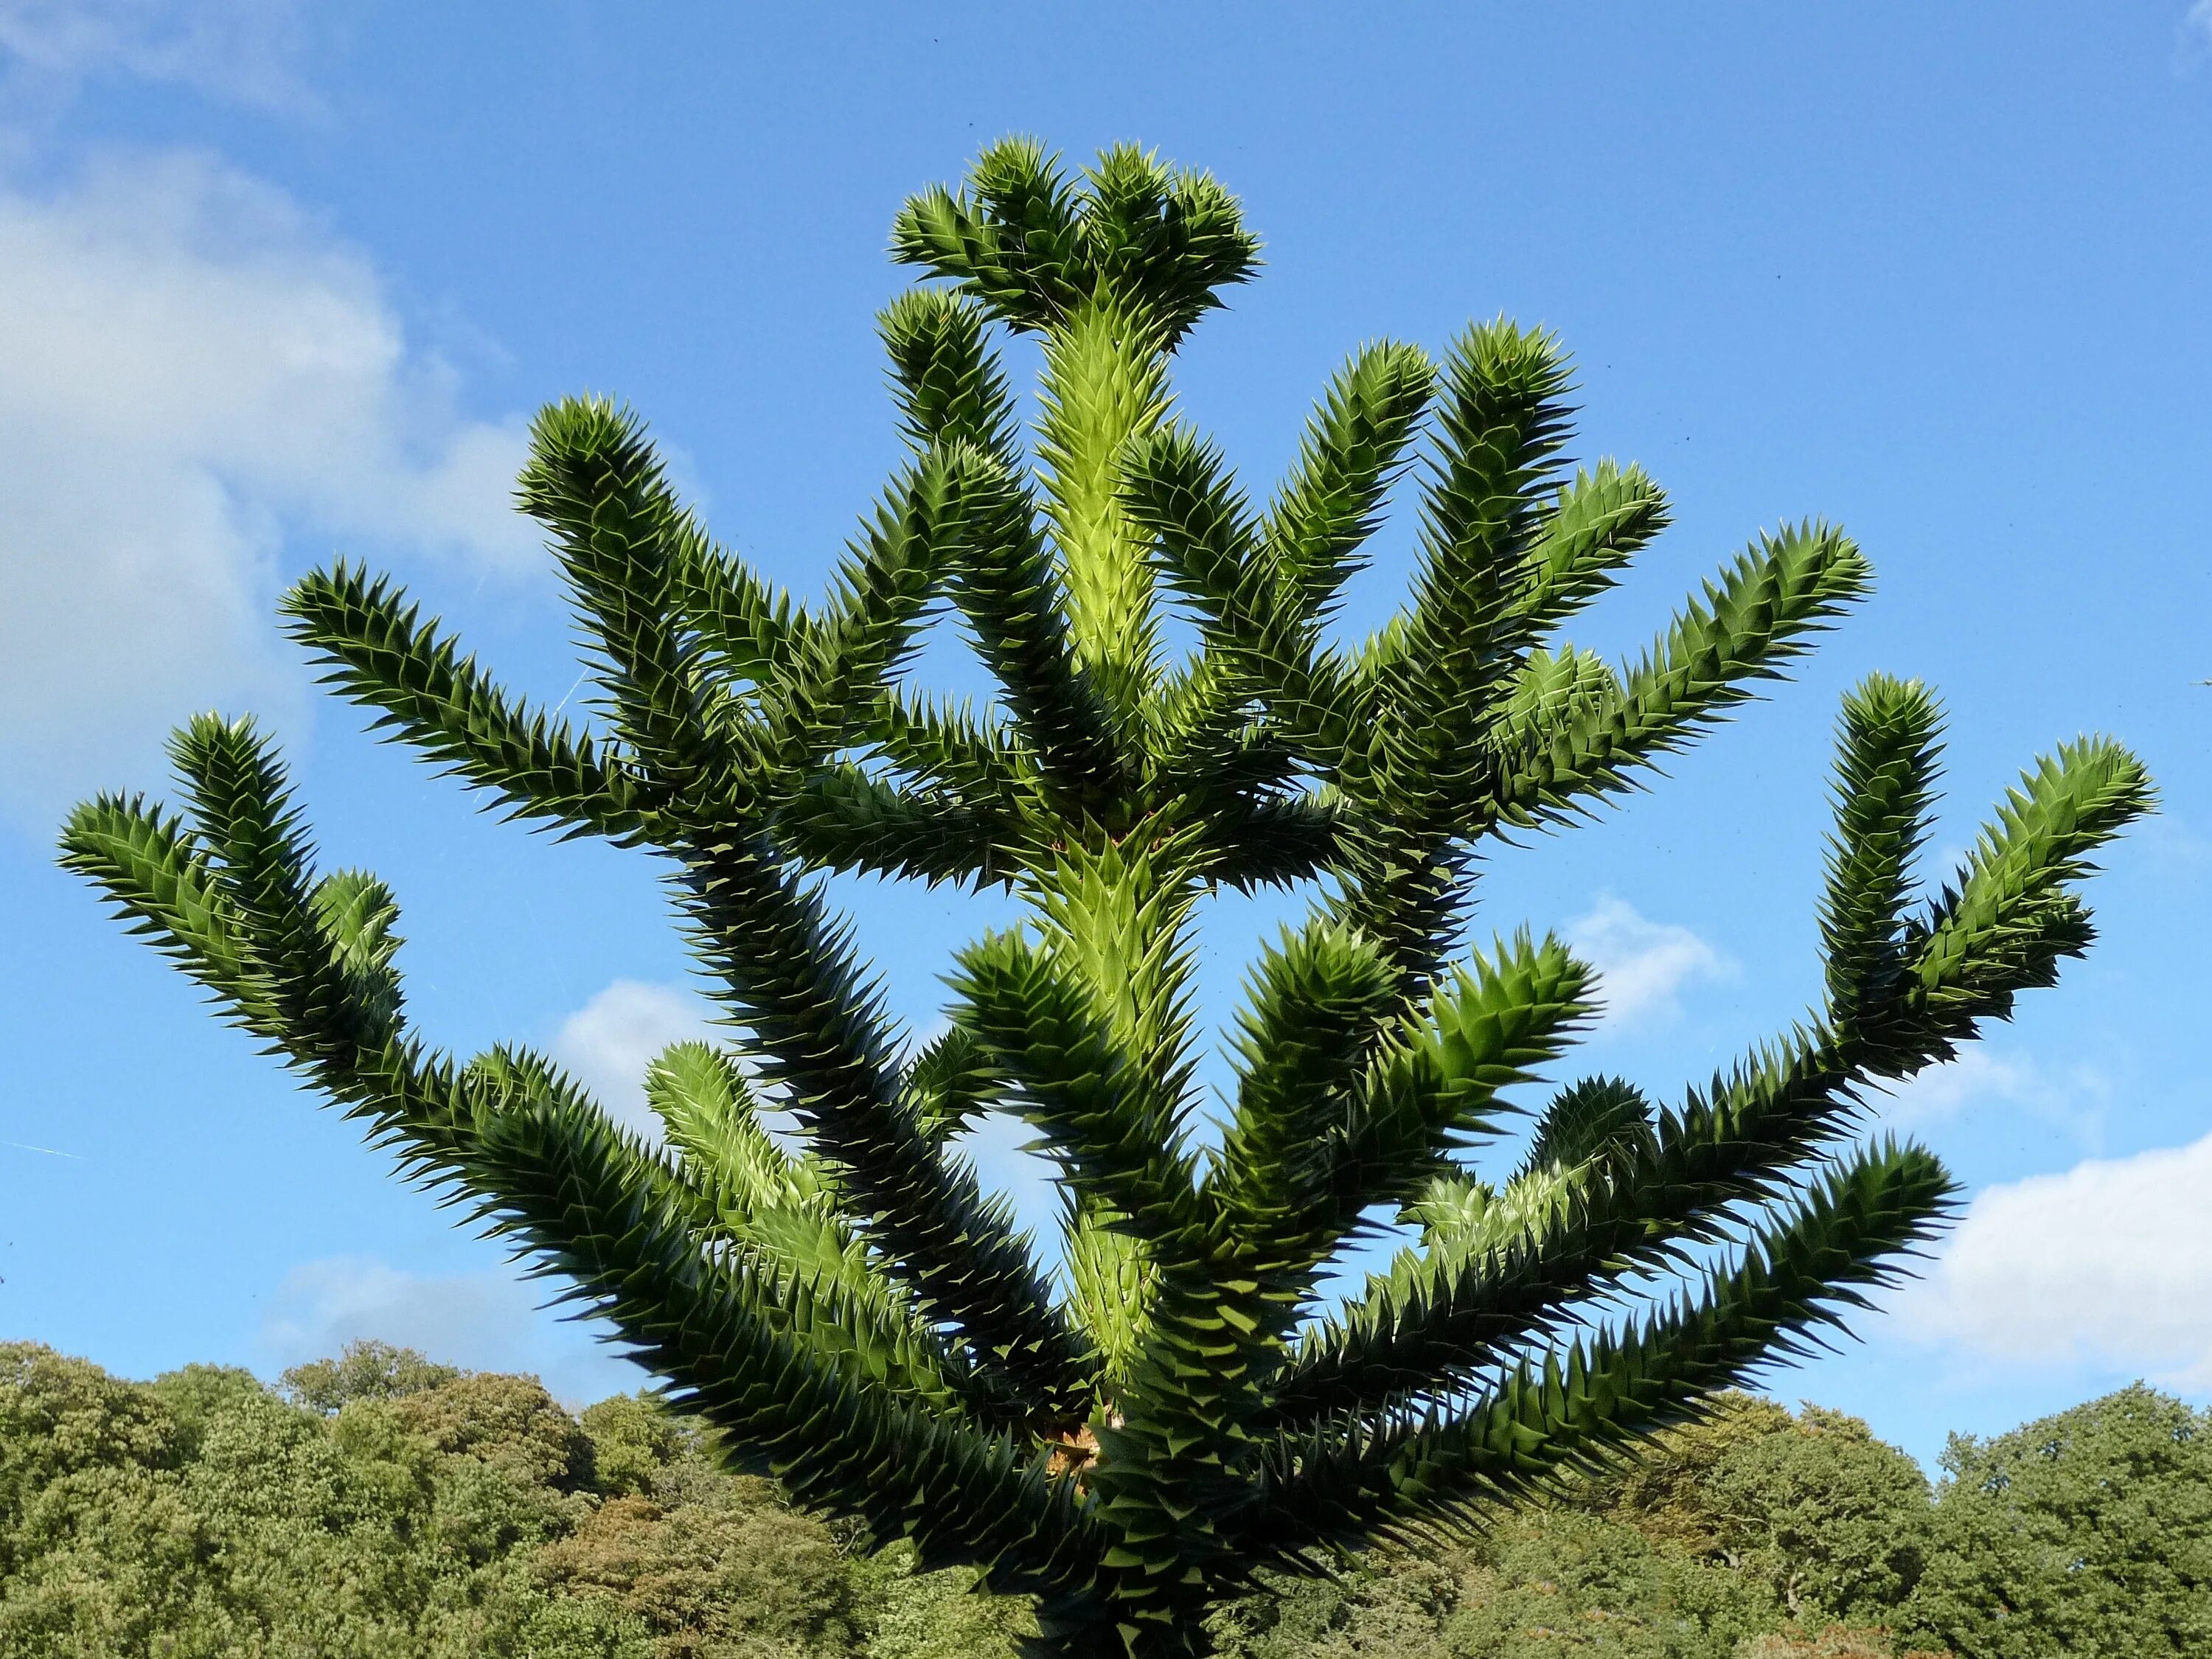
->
[1901,1128,2212,1391]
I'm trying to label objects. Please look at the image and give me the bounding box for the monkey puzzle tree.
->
[62,142,2149,1658]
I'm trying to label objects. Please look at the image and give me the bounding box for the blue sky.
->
[2,1,2209,1474]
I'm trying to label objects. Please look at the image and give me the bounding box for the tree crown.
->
[61,138,2150,1658]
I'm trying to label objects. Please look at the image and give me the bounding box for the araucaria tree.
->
[63,142,2149,1658]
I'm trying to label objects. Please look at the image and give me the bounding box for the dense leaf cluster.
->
[59,139,2151,1655]
[6,1346,2205,1659]
[0,1340,1021,1659]
[1215,1385,2212,1659]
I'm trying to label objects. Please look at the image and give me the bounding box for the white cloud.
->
[0,0,313,112]
[1874,1047,2109,1152]
[257,1254,648,1405]
[0,147,534,821]
[1898,1131,2212,1390]
[1565,894,1734,1028]
[553,979,719,1138]
[2191,1,2212,51]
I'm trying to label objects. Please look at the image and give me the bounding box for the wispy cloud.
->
[1873,1047,2110,1152]
[1897,1130,2212,1390]
[1565,894,1734,1029]
[0,147,534,821]
[0,0,316,114]
[552,979,719,1138]
[257,1254,648,1405]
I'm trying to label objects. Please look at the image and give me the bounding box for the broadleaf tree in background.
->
[61,141,2152,1659]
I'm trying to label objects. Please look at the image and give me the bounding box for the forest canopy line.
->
[55,139,2153,1657]
[2,1340,2207,1659]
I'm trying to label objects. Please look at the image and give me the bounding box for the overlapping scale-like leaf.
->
[1264,341,1436,625]
[1492,524,1872,826]
[1244,1141,1954,1561]
[1213,920,1401,1235]
[1500,460,1671,646]
[1357,320,1575,779]
[1343,931,1593,1192]
[1123,423,1351,774]
[672,830,1087,1414]
[1910,736,2153,1027]
[1820,675,1944,1022]
[285,565,652,841]
[950,926,1200,1242]
[935,451,1125,809]
[1037,299,1175,737]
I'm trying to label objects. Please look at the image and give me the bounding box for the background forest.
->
[3,1340,2202,1659]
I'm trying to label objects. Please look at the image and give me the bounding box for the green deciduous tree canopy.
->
[1903,1385,2212,1658]
[60,139,2151,1657]
[1697,1403,1933,1625]
[6,1343,2205,1659]
[1576,1394,1933,1627]
[0,1339,999,1659]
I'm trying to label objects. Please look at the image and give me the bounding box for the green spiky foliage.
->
[61,141,2152,1659]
